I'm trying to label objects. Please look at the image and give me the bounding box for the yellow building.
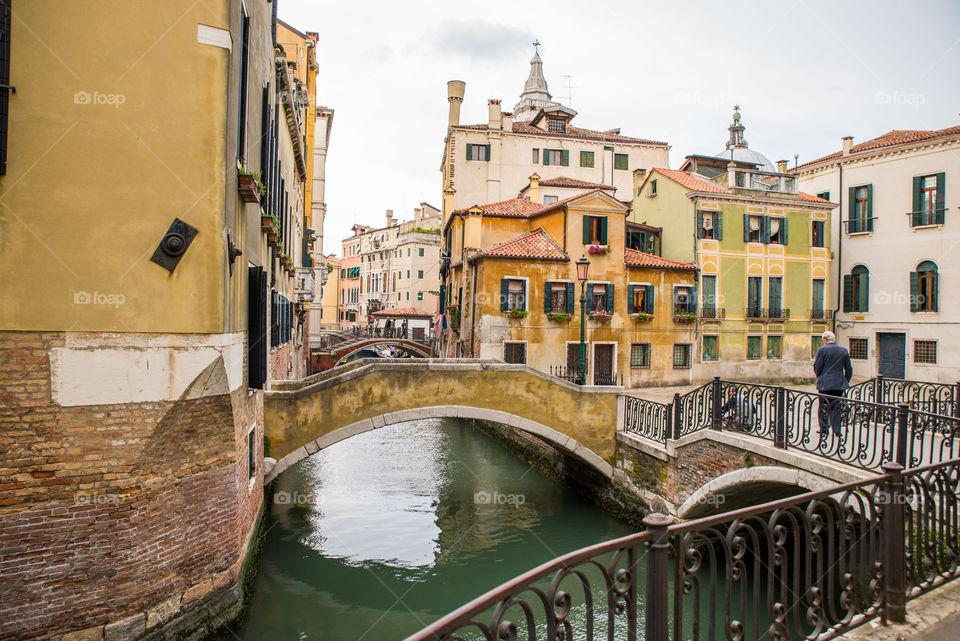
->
[443,177,698,386]
[318,255,341,328]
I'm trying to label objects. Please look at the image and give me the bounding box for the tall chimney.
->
[633,168,647,196]
[528,173,541,203]
[842,136,853,156]
[414,207,422,223]
[386,209,394,228]
[502,112,513,131]
[447,80,466,127]
[776,160,788,174]
[488,99,502,130]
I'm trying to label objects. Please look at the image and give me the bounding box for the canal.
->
[233,417,634,640]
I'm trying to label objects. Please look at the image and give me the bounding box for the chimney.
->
[633,168,647,195]
[528,173,540,203]
[502,112,513,131]
[447,80,465,127]
[385,209,394,228]
[488,99,502,130]
[776,160,788,174]
[842,136,853,156]
[414,207,422,223]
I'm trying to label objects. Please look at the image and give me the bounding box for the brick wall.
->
[0,332,262,640]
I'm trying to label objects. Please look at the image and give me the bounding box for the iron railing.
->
[622,395,671,442]
[699,307,725,320]
[808,308,832,321]
[548,365,620,387]
[405,457,960,641]
[847,376,960,417]
[745,307,791,320]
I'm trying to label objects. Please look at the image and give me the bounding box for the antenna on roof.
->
[560,74,575,108]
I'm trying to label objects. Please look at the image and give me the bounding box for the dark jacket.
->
[813,342,853,391]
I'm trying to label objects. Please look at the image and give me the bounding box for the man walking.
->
[813,331,853,435]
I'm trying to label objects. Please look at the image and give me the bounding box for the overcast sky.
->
[276,0,960,256]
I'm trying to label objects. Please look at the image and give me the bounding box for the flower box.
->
[546,312,572,322]
[587,244,611,255]
[267,233,278,247]
[588,312,612,321]
[261,215,275,231]
[631,313,654,321]
[506,309,528,319]
[237,174,261,203]
[673,312,697,323]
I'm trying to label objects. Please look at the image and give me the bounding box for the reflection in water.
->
[234,418,634,640]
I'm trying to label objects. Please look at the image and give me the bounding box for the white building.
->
[797,125,960,381]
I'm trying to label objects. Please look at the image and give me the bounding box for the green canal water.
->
[232,418,635,640]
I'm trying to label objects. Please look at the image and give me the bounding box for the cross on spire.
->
[533,39,541,54]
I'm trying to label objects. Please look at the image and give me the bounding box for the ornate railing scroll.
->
[902,458,960,601]
[676,382,714,437]
[623,395,670,444]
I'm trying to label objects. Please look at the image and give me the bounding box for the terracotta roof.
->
[624,248,696,271]
[799,125,960,169]
[479,228,569,261]
[798,192,832,203]
[538,176,614,189]
[652,168,730,194]
[453,197,543,217]
[372,307,433,318]
[453,122,667,146]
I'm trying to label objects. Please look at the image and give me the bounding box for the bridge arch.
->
[335,340,432,365]
[677,465,838,519]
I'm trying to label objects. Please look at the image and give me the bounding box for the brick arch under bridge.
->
[263,360,621,483]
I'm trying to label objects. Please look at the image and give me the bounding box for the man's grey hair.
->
[822,330,836,343]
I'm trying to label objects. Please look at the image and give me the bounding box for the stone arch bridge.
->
[263,360,870,519]
[310,337,434,370]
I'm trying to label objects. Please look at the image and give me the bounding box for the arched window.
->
[911,261,938,312]
[843,265,869,313]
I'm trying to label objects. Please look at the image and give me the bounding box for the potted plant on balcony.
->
[673,309,697,323]
[261,213,275,231]
[587,244,611,255]
[631,312,654,322]
[506,309,528,319]
[546,311,572,322]
[588,309,612,321]
[237,169,264,203]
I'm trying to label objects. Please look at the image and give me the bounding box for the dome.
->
[712,147,777,173]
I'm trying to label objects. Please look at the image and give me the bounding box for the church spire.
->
[725,104,748,150]
[513,41,558,123]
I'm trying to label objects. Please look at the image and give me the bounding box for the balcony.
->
[808,309,833,322]
[844,217,876,234]
[745,307,790,321]
[700,307,726,320]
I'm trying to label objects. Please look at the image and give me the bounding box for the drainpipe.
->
[832,163,843,334]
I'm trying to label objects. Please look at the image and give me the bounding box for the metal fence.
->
[404,457,960,641]
[847,376,959,417]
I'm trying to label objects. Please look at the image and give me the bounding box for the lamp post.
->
[576,256,590,385]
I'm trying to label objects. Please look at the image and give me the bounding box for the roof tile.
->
[624,248,696,271]
[538,176,614,189]
[799,125,960,169]
[480,228,569,261]
[453,122,667,146]
[653,168,730,194]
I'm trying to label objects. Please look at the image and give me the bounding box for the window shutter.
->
[544,281,552,314]
[690,287,698,314]
[743,213,750,243]
[715,212,723,240]
[843,275,854,313]
[860,272,869,312]
[600,217,608,244]
[500,279,509,312]
[931,272,939,312]
[912,176,923,227]
[586,284,594,312]
[697,211,704,239]
[627,285,635,313]
[582,216,591,244]
[936,172,946,224]
[566,282,574,314]
[645,285,655,314]
[521,280,527,309]
[561,149,569,166]
[760,216,771,244]
[466,144,473,161]
[543,149,552,166]
[484,144,491,162]
[866,184,874,231]
[910,272,919,312]
[439,284,446,310]
[606,284,614,313]
[848,186,857,232]
[780,217,788,246]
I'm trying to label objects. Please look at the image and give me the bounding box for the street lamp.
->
[576,256,590,385]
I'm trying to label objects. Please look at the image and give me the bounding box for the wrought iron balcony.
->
[700,307,726,320]
[809,308,833,321]
[745,307,790,320]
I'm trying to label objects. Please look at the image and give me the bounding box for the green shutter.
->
[743,213,750,243]
[439,284,446,310]
[715,212,723,240]
[910,272,919,312]
[860,272,869,312]
[645,285,655,314]
[627,285,635,313]
[866,184,874,231]
[599,217,608,244]
[931,272,939,312]
[484,144,491,161]
[780,217,788,246]
[565,283,574,314]
[848,186,857,233]
[543,149,552,166]
[561,149,569,166]
[582,216,591,244]
[500,278,509,311]
[606,284,614,313]
[912,176,923,227]
[521,280,527,309]
[586,284,594,312]
[760,216,771,244]
[843,275,854,313]
[466,144,473,161]
[544,281,552,313]
[936,172,946,224]
[697,211,704,239]
[690,287,698,314]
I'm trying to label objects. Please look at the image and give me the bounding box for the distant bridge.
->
[310,336,434,370]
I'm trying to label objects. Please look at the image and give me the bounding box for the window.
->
[466,143,490,161]
[701,275,718,316]
[702,336,718,361]
[649,179,657,196]
[848,185,873,233]
[632,286,645,313]
[580,151,594,168]
[744,214,761,243]
[849,338,868,360]
[912,260,938,312]
[769,217,788,245]
[817,191,830,201]
[768,277,783,318]
[697,211,722,240]
[417,291,423,301]
[812,220,825,248]
[532,148,539,164]
[912,173,946,227]
[582,215,608,244]
[914,340,937,364]
[543,195,559,204]
[811,279,825,319]
[591,285,607,312]
[747,336,762,360]
[419,247,424,257]
[735,171,745,187]
[504,342,526,364]
[674,285,695,314]
[548,282,569,313]
[408,248,411,256]
[406,270,410,278]
[247,425,256,479]
[811,335,823,358]
[614,153,628,171]
[843,265,870,313]
[767,336,782,359]
[548,117,566,133]
[502,278,526,311]
[406,292,409,300]
[543,148,569,166]
[417,270,424,279]
[630,343,651,369]
[673,344,692,369]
